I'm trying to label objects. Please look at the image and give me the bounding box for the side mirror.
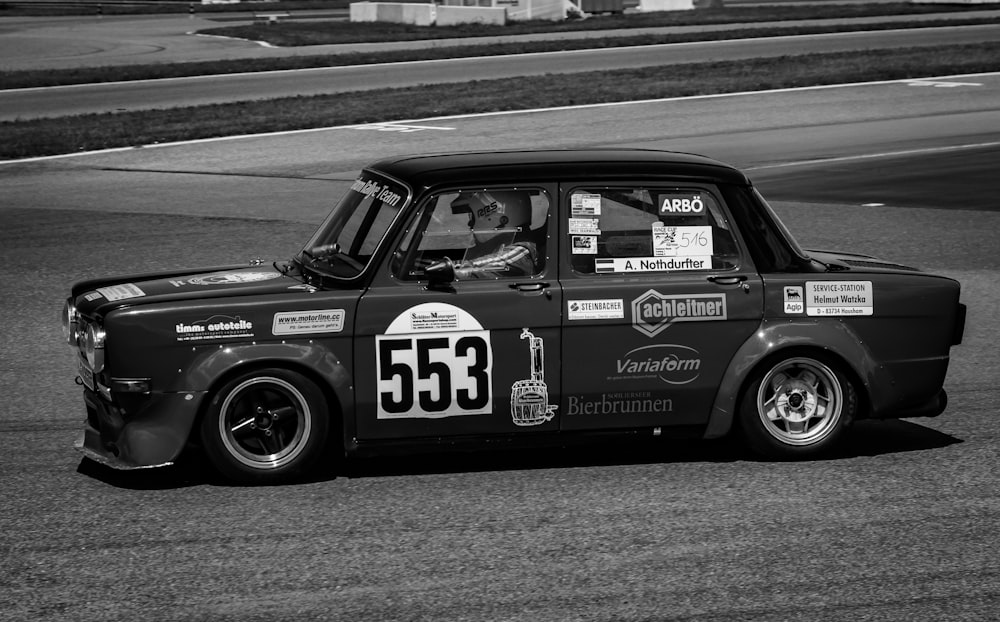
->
[424,259,456,289]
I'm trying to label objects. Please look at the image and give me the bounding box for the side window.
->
[394,187,550,280]
[567,187,739,275]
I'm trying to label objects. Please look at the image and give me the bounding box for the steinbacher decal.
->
[567,299,624,321]
[631,290,727,338]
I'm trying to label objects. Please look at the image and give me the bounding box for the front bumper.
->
[75,387,205,469]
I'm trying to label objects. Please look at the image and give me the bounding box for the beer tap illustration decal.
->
[510,328,557,426]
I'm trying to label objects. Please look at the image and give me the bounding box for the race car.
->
[62,149,966,483]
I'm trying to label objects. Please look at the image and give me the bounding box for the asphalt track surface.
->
[1,19,999,622]
[3,22,1000,120]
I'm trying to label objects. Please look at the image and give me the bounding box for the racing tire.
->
[738,354,856,459]
[201,368,329,484]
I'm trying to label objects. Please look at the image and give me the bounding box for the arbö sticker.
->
[659,195,706,214]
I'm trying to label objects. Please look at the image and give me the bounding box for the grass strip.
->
[2,42,997,160]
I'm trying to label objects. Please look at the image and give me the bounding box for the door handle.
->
[708,274,751,293]
[510,282,550,291]
[510,281,552,298]
[707,275,747,286]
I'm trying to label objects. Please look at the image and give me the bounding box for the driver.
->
[437,190,539,280]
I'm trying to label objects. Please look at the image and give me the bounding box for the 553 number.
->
[376,332,493,418]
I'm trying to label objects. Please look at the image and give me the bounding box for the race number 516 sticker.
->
[376,332,493,419]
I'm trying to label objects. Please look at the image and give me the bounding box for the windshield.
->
[298,171,410,279]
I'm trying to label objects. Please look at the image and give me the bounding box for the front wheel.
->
[201,368,329,484]
[738,355,856,459]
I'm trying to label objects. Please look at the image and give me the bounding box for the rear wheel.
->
[201,368,329,484]
[738,355,856,459]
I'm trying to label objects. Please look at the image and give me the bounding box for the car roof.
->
[368,149,751,188]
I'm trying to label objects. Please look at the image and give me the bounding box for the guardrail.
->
[0,0,203,15]
[0,0,349,16]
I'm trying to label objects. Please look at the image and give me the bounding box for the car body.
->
[62,149,966,483]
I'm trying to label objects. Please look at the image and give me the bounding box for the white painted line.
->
[350,122,455,132]
[744,141,1000,171]
[904,79,983,87]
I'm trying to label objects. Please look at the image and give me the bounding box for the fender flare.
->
[704,318,876,439]
[175,341,354,442]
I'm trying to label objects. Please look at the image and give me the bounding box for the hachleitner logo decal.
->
[631,290,727,338]
[612,344,701,385]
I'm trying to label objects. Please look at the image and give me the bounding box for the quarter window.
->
[567,187,739,275]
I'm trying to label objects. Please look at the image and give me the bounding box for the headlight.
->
[85,323,106,372]
[61,299,78,346]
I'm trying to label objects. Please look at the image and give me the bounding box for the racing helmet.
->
[466,191,532,231]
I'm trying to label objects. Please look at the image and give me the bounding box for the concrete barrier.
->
[638,0,693,11]
[350,0,570,24]
[436,5,507,25]
[349,2,437,26]
[501,0,566,21]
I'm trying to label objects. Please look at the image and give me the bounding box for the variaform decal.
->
[611,344,701,385]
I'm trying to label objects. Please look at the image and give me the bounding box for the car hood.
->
[72,265,306,318]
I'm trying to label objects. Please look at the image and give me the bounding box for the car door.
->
[353,185,562,441]
[558,183,763,431]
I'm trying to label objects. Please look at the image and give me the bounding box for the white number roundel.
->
[375,303,493,419]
